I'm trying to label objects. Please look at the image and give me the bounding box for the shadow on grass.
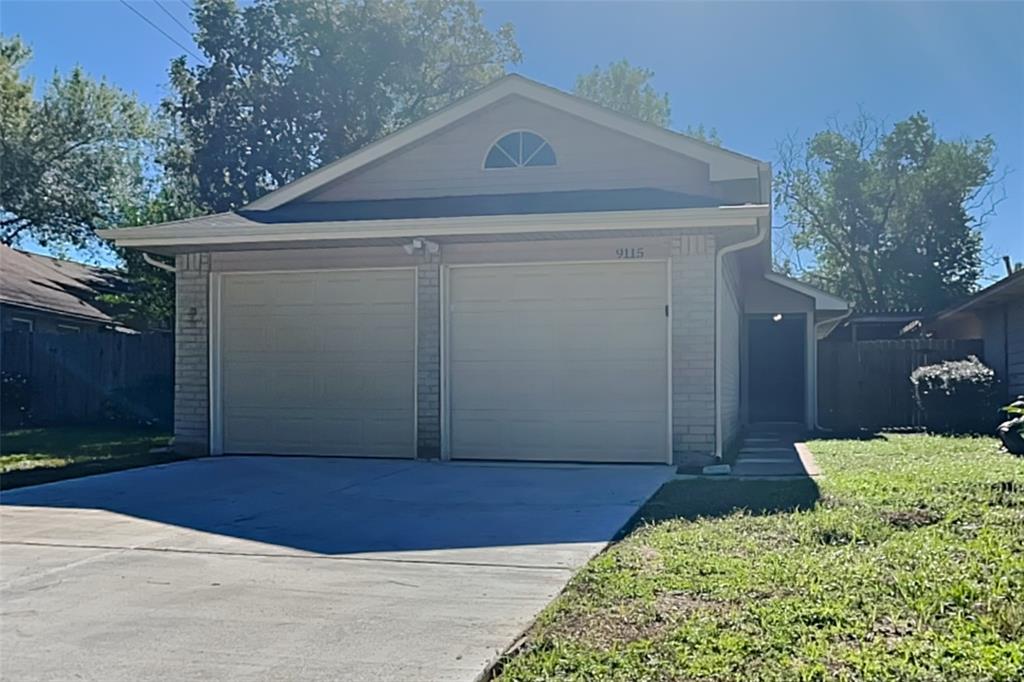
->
[623,477,821,533]
[1,426,178,491]
[0,451,192,491]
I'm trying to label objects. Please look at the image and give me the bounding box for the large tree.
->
[775,112,997,312]
[0,37,153,249]
[573,59,720,144]
[163,0,520,212]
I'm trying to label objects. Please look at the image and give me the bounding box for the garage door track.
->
[1,457,672,681]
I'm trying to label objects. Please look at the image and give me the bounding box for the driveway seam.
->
[1,540,579,573]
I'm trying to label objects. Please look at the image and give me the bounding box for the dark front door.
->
[747,314,806,423]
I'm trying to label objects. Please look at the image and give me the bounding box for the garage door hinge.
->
[665,304,670,318]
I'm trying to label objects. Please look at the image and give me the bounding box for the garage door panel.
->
[219,269,415,457]
[449,262,668,463]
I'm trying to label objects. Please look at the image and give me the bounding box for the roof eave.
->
[98,204,770,250]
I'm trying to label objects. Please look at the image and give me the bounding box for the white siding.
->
[307,96,718,202]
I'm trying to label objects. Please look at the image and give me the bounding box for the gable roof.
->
[0,245,126,326]
[763,272,849,312]
[246,74,767,211]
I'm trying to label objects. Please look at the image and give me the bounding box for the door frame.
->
[440,258,673,464]
[742,311,811,426]
[208,266,419,456]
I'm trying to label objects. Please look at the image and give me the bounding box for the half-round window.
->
[484,131,556,169]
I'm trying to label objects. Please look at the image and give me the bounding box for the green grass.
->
[495,435,1024,682]
[0,425,181,490]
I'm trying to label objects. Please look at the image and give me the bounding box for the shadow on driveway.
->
[1,456,674,557]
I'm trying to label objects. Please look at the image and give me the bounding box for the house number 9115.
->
[615,247,645,259]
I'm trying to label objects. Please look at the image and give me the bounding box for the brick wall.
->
[671,235,717,462]
[416,257,442,458]
[173,253,210,455]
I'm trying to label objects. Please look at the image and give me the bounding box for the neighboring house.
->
[101,75,848,464]
[824,310,923,342]
[928,269,1024,398]
[0,245,132,334]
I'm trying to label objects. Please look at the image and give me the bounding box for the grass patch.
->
[1,426,181,490]
[495,434,1024,681]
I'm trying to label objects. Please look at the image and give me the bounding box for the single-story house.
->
[0,245,133,334]
[101,75,847,464]
[928,268,1024,398]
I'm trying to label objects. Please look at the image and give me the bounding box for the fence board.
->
[818,338,985,431]
[1,331,173,427]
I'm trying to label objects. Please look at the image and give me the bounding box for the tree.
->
[163,0,520,212]
[775,112,998,312]
[572,59,720,144]
[0,37,153,249]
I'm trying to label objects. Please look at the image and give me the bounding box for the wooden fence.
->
[1,330,173,427]
[818,338,985,431]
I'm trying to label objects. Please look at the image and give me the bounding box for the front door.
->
[747,314,806,423]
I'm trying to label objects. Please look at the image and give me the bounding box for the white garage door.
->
[447,261,669,463]
[218,269,415,457]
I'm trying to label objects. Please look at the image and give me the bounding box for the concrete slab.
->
[1,457,672,682]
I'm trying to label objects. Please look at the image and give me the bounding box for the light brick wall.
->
[176,235,723,462]
[174,253,210,455]
[416,257,442,458]
[671,235,717,461]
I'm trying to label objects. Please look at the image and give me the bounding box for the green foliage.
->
[496,434,1024,682]
[911,356,1001,433]
[775,112,997,311]
[573,60,672,127]
[0,37,154,249]
[573,59,720,145]
[162,0,520,212]
[100,184,201,329]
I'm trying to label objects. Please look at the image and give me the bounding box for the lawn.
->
[494,434,1024,682]
[0,425,180,490]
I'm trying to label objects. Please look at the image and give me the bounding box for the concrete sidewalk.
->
[729,424,820,477]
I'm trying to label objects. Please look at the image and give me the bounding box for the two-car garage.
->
[215,261,670,463]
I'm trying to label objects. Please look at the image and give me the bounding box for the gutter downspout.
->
[143,253,176,273]
[714,216,769,459]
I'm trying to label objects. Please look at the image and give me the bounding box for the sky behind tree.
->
[3,0,1021,281]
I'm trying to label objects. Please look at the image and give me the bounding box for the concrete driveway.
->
[0,457,672,681]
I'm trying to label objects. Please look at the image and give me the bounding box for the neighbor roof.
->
[246,73,768,211]
[934,268,1024,320]
[0,245,125,325]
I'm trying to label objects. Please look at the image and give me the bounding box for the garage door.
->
[218,269,415,457]
[447,261,669,463]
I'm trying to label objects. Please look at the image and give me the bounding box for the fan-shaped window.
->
[484,131,556,169]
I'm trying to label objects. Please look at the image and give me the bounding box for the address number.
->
[615,247,645,259]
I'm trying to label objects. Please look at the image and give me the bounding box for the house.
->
[100,75,848,463]
[0,245,132,334]
[928,269,1024,398]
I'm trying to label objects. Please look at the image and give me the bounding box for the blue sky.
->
[3,0,1022,281]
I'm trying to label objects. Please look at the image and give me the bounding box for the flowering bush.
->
[910,356,1000,433]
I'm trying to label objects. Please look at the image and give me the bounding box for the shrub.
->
[911,356,1000,433]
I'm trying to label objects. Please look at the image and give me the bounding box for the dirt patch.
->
[883,508,942,530]
[545,592,730,649]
